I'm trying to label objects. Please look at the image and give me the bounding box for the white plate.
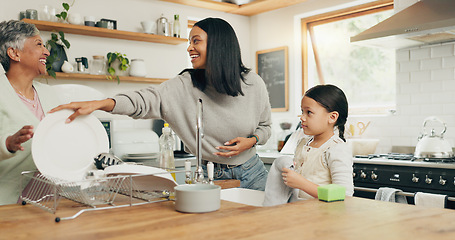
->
[32,109,109,182]
[104,164,177,191]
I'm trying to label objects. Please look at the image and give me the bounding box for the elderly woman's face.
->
[187,26,207,69]
[17,35,49,75]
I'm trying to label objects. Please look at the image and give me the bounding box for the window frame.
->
[300,0,394,94]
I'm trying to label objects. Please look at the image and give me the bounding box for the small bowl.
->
[347,138,379,156]
[174,184,221,213]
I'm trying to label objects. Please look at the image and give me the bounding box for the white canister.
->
[68,13,83,25]
[129,59,147,77]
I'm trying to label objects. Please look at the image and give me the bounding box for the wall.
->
[2,0,250,130]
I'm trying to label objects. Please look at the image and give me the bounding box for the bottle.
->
[173,14,180,38]
[184,160,192,184]
[159,123,176,180]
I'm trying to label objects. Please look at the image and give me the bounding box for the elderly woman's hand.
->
[49,99,116,123]
[6,125,34,153]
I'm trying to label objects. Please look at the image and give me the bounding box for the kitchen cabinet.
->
[1,197,455,239]
[159,0,309,16]
[23,19,187,84]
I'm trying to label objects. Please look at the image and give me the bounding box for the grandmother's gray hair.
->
[0,20,40,72]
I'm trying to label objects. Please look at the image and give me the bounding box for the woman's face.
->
[17,35,49,75]
[187,26,207,69]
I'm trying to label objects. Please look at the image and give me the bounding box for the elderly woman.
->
[0,20,61,205]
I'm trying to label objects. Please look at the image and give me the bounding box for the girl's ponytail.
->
[338,124,346,142]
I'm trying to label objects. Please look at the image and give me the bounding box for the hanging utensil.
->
[357,121,370,136]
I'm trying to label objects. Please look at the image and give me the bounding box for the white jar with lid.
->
[90,55,106,75]
[129,59,147,77]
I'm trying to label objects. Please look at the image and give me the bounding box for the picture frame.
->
[256,46,289,112]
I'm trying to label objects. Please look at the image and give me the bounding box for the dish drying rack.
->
[20,170,182,222]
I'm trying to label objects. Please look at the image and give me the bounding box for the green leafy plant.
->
[107,52,130,83]
[46,31,71,78]
[55,1,74,22]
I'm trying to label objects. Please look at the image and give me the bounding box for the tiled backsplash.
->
[350,42,455,154]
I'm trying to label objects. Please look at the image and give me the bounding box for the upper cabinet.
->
[159,0,309,16]
[22,19,187,45]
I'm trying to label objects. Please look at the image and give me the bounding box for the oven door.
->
[353,163,455,209]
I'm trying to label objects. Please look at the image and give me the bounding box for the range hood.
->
[351,0,455,49]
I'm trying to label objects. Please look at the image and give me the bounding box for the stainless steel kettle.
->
[414,116,453,158]
[157,14,169,36]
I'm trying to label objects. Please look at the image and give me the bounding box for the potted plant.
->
[107,52,130,83]
[46,31,70,78]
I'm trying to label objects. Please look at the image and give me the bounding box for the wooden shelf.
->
[159,0,310,16]
[40,72,168,84]
[22,19,187,45]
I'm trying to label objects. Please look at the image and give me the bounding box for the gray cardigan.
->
[112,71,272,165]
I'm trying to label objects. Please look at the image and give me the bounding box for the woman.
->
[51,18,272,190]
[0,20,61,205]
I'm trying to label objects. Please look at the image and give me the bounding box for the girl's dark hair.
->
[305,84,349,142]
[181,17,250,96]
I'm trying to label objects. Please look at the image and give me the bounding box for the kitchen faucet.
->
[193,98,207,183]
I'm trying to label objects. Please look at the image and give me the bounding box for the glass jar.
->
[90,55,106,75]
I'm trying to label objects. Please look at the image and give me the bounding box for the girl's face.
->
[299,96,338,137]
[16,35,49,75]
[187,26,207,69]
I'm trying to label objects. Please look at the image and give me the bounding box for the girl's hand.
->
[282,167,319,198]
[213,137,256,158]
[49,99,116,123]
[6,125,34,153]
[281,167,303,188]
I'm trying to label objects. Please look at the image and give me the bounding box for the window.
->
[302,1,395,115]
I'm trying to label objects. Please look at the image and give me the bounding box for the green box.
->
[317,184,346,202]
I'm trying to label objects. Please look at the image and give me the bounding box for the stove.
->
[353,153,455,209]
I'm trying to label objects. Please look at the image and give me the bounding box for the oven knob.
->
[412,174,419,183]
[360,170,367,179]
[352,172,356,178]
[371,171,378,180]
[439,176,447,186]
[425,175,432,185]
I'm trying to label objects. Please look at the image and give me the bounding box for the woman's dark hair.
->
[304,84,349,141]
[181,17,250,97]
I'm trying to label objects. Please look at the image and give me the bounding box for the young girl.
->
[263,84,353,206]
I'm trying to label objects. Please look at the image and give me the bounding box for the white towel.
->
[263,156,300,206]
[414,192,447,208]
[375,187,408,204]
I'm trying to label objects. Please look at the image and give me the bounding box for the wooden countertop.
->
[1,196,454,239]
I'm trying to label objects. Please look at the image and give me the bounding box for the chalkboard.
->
[256,46,288,112]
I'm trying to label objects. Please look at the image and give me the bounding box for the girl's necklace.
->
[11,84,37,108]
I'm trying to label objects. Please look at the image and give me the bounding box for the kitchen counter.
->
[1,196,455,239]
